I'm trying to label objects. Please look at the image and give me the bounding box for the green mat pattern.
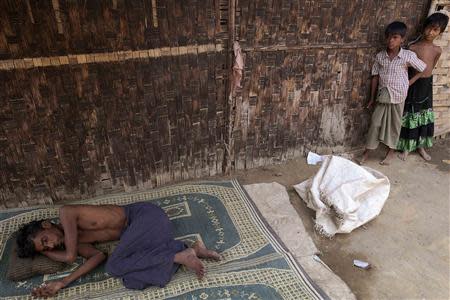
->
[0,180,327,300]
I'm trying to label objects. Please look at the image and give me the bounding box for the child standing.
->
[360,21,427,165]
[398,12,449,161]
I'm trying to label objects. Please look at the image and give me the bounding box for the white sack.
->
[294,155,390,237]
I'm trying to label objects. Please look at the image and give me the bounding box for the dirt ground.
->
[220,138,449,299]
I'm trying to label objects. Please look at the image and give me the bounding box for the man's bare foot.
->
[398,151,409,161]
[418,148,431,161]
[174,248,205,279]
[358,150,370,165]
[380,149,395,165]
[192,241,222,261]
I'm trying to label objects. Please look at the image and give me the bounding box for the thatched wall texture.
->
[229,0,431,168]
[0,0,430,207]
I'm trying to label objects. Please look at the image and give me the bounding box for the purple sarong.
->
[105,202,186,289]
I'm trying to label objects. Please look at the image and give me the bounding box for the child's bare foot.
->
[380,149,395,165]
[358,150,370,165]
[174,248,205,279]
[418,148,431,161]
[398,151,409,161]
[193,241,222,261]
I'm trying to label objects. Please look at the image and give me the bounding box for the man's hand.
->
[366,100,375,109]
[32,281,65,298]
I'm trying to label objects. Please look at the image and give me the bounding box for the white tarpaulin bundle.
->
[294,155,390,237]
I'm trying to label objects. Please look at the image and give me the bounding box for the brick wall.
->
[429,1,450,136]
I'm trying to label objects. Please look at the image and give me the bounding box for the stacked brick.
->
[429,1,450,137]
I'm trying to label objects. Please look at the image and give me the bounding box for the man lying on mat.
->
[16,202,221,298]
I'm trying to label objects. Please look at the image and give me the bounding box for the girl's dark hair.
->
[424,12,449,33]
[385,21,408,37]
[16,220,43,258]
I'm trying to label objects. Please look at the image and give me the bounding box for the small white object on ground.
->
[353,259,371,270]
[307,151,324,165]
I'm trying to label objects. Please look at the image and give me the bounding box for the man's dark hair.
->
[385,21,408,37]
[424,12,449,33]
[16,220,43,258]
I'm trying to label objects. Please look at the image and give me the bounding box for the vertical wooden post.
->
[224,0,236,174]
[25,0,35,24]
[152,0,158,28]
[52,0,64,34]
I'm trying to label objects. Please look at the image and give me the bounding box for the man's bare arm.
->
[32,244,106,298]
[433,49,441,69]
[40,207,79,263]
[42,249,73,262]
[57,206,79,263]
[61,244,106,287]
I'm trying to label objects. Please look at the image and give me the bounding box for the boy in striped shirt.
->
[359,21,426,165]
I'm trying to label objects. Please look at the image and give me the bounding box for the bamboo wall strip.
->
[242,43,374,51]
[0,44,225,70]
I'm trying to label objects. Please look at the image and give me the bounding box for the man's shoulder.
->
[408,43,441,56]
[421,42,442,55]
[59,204,84,216]
[433,44,443,54]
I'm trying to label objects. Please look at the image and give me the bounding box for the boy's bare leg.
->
[174,248,205,279]
[417,147,431,161]
[192,241,221,260]
[358,149,370,165]
[380,148,395,165]
[398,151,409,161]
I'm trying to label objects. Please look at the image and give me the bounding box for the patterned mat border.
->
[230,180,328,300]
[0,179,328,300]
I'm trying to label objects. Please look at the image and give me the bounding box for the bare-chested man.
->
[16,202,221,298]
[398,12,449,161]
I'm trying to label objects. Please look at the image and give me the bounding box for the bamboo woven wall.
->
[0,0,430,207]
[0,0,230,207]
[230,0,430,169]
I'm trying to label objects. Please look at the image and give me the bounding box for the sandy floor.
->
[219,138,449,299]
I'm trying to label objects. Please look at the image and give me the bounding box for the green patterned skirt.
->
[397,76,434,152]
